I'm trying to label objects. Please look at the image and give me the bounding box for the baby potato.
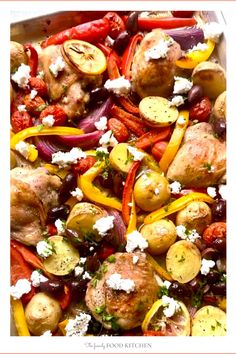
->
[176,201,212,234]
[140,219,177,255]
[25,292,62,335]
[213,91,226,121]
[134,171,170,212]
[10,41,28,74]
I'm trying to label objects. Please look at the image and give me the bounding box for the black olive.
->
[86,254,101,273]
[69,278,88,299]
[65,228,83,249]
[59,173,77,204]
[213,119,226,139]
[89,87,109,106]
[126,11,139,35]
[78,241,98,257]
[113,31,131,55]
[47,205,70,224]
[113,172,125,198]
[187,85,203,104]
[169,282,192,298]
[39,279,64,295]
[206,270,221,284]
[96,171,114,189]
[210,282,226,296]
[88,317,103,335]
[212,237,226,253]
[211,199,226,221]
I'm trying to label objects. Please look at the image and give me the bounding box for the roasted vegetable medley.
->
[10,10,226,337]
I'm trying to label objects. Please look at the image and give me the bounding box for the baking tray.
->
[10,10,226,336]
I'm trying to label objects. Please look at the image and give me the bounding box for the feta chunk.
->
[170,181,182,194]
[169,95,185,107]
[49,56,65,77]
[79,257,87,265]
[55,219,65,235]
[207,187,217,198]
[132,255,139,264]
[99,130,118,148]
[42,115,55,127]
[177,115,187,126]
[93,215,115,237]
[96,146,109,155]
[188,42,208,53]
[145,37,174,61]
[30,89,38,99]
[94,116,107,131]
[203,22,223,42]
[176,225,200,243]
[37,71,44,79]
[200,258,215,275]
[163,280,171,289]
[11,63,31,88]
[51,147,86,168]
[104,76,131,96]
[74,266,84,277]
[17,105,26,112]
[127,146,145,161]
[126,231,148,253]
[10,279,31,300]
[173,76,193,95]
[162,295,180,318]
[65,313,91,337]
[30,270,48,287]
[41,330,52,336]
[70,187,84,201]
[36,240,53,258]
[82,271,92,280]
[15,140,35,160]
[219,184,227,200]
[106,273,135,293]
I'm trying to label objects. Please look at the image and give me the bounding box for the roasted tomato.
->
[203,222,226,245]
[108,118,129,142]
[151,141,168,162]
[104,12,126,39]
[189,96,212,122]
[11,110,33,133]
[29,77,48,97]
[39,105,68,126]
[72,156,97,175]
[24,94,46,116]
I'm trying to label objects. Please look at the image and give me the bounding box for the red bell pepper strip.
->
[111,104,146,137]
[41,18,110,48]
[107,50,121,80]
[121,33,143,80]
[24,44,38,77]
[135,126,171,150]
[11,246,35,303]
[122,161,141,225]
[97,42,112,56]
[58,285,71,310]
[136,16,197,30]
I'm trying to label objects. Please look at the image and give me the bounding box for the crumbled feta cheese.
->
[30,270,48,287]
[176,225,186,238]
[169,95,185,107]
[207,186,217,198]
[188,42,208,53]
[62,96,68,104]
[74,266,84,277]
[55,219,65,235]
[17,105,26,112]
[93,215,115,237]
[173,76,193,95]
[163,280,171,289]
[105,35,115,46]
[37,71,44,79]
[203,22,223,42]
[127,146,145,161]
[10,279,31,299]
[177,115,187,126]
[219,184,227,200]
[99,130,118,148]
[139,11,150,18]
[30,89,38,99]
[170,181,182,194]
[106,273,135,293]
[11,64,31,88]
[201,258,215,275]
[41,330,52,336]
[132,255,139,264]
[104,76,131,97]
[89,246,94,251]
[15,140,35,160]
[42,115,55,127]
[145,37,174,61]
[162,295,180,318]
[65,313,91,337]
[126,231,149,253]
[94,116,108,131]
[70,187,84,201]
[36,240,53,258]
[154,188,160,196]
[176,225,200,242]
[49,56,65,77]
[82,271,92,280]
[79,257,87,265]
[51,147,86,168]
[96,146,109,155]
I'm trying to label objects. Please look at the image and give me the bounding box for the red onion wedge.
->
[165,26,204,51]
[34,136,68,162]
[56,130,104,149]
[78,97,113,133]
[107,208,126,250]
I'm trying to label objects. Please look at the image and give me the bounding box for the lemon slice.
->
[62,40,107,75]
[142,298,190,336]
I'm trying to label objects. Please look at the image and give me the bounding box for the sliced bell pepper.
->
[121,33,143,80]
[136,126,171,150]
[159,110,189,173]
[176,40,215,69]
[144,192,215,224]
[136,16,197,30]
[58,319,68,336]
[126,195,137,235]
[122,161,141,225]
[11,299,31,336]
[142,153,162,174]
[146,253,173,281]
[107,50,121,80]
[24,44,38,77]
[58,285,71,310]
[79,161,122,211]
[97,42,112,56]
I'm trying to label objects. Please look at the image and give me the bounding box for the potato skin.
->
[25,292,62,335]
[213,91,226,121]
[10,41,28,74]
[176,201,212,234]
[140,219,177,255]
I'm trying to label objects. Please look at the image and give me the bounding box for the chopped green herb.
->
[211,325,216,331]
[178,255,185,263]
[107,255,116,263]
[158,285,169,297]
[101,264,108,273]
[36,124,44,132]
[95,305,106,314]
[216,320,222,327]
[203,162,212,172]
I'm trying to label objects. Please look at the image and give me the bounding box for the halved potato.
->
[213,91,226,121]
[166,240,201,283]
[139,96,179,127]
[109,143,133,173]
[191,306,226,336]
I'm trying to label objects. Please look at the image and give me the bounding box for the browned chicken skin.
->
[10,167,62,245]
[167,123,226,187]
[85,252,159,330]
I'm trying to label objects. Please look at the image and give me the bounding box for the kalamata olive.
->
[69,278,88,299]
[113,172,125,197]
[97,171,114,189]
[211,199,226,221]
[126,11,139,35]
[113,31,131,55]
[86,254,101,273]
[171,11,194,18]
[78,241,98,257]
[169,282,192,298]
[89,87,109,106]
[212,237,226,253]
[213,119,226,139]
[210,282,226,296]
[206,270,221,284]
[47,205,70,223]
[88,317,103,335]
[65,228,83,248]
[187,85,203,104]
[39,279,64,295]
[59,172,77,204]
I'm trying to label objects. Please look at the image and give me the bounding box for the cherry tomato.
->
[108,118,129,142]
[24,94,46,116]
[203,222,226,245]
[29,77,48,97]
[97,243,116,261]
[72,156,97,175]
[151,141,168,162]
[104,12,126,39]
[189,96,212,122]
[11,110,33,133]
[171,11,194,18]
[47,224,58,236]
[40,105,68,126]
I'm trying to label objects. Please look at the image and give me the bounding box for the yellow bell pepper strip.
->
[11,299,30,336]
[126,195,137,235]
[218,297,226,312]
[79,161,122,211]
[143,153,162,174]
[159,110,189,173]
[144,192,214,224]
[146,253,173,281]
[176,40,215,69]
[58,319,68,336]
